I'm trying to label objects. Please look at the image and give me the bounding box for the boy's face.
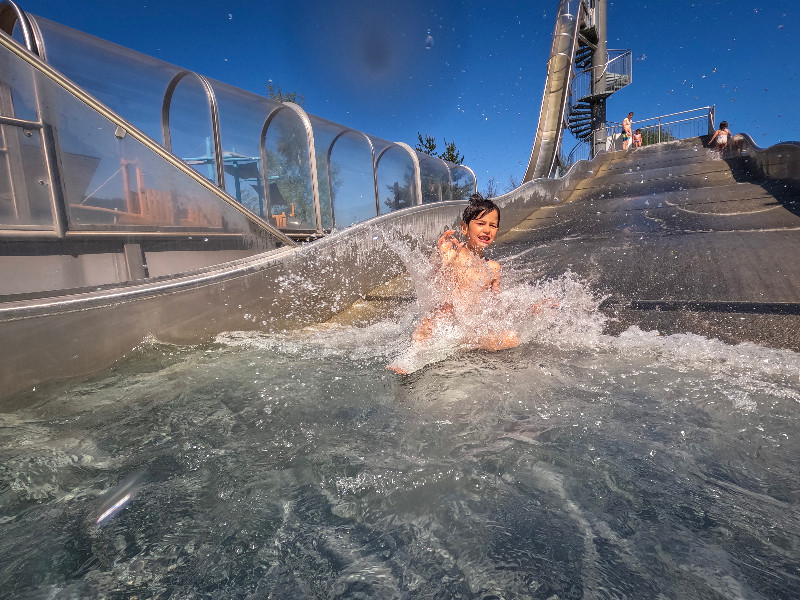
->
[461,209,499,252]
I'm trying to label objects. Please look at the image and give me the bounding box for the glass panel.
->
[448,164,476,200]
[0,32,37,121]
[329,131,376,228]
[307,115,346,231]
[167,75,216,183]
[418,153,449,204]
[211,79,281,219]
[32,16,181,141]
[13,55,264,239]
[376,145,416,214]
[264,108,316,231]
[11,19,26,47]
[0,43,53,228]
[0,125,53,227]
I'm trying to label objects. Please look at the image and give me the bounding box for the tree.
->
[266,81,304,106]
[504,174,519,193]
[415,132,465,164]
[640,126,676,146]
[483,177,498,199]
[439,139,464,165]
[415,133,437,155]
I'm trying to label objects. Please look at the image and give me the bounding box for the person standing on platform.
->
[622,112,634,150]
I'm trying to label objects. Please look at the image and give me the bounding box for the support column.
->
[590,0,608,157]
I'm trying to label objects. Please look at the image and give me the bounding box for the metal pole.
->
[590,0,607,157]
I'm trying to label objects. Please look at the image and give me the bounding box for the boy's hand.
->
[437,230,462,262]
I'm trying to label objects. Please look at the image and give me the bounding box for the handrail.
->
[580,48,629,76]
[629,106,714,126]
[0,28,298,247]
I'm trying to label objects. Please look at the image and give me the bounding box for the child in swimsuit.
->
[388,195,551,374]
[633,129,643,148]
[709,121,732,151]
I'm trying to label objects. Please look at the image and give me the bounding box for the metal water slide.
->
[2,0,800,406]
[0,8,469,403]
[523,0,592,181]
[496,135,800,351]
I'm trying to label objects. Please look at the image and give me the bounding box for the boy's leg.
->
[471,330,520,351]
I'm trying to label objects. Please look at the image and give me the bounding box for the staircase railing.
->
[604,106,715,147]
[561,105,716,173]
[570,49,632,104]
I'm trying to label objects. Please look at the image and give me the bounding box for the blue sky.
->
[16,0,800,195]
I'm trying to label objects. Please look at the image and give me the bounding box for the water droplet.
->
[425,30,434,49]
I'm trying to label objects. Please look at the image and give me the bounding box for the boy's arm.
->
[488,260,502,292]
[437,230,462,265]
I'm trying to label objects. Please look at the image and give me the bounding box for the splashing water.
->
[384,233,606,373]
[1,234,799,598]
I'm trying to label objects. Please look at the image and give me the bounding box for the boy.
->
[387,195,519,374]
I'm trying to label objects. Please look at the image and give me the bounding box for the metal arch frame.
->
[0,28,296,246]
[419,152,451,202]
[326,128,376,228]
[433,153,452,201]
[374,143,418,212]
[2,9,70,238]
[393,141,422,205]
[259,102,323,235]
[162,71,225,190]
[448,163,478,198]
[0,0,39,55]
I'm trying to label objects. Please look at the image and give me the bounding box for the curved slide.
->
[0,202,465,404]
[523,0,590,181]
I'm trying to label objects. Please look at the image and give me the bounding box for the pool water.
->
[1,256,798,599]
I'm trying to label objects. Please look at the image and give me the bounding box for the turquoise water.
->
[1,263,798,599]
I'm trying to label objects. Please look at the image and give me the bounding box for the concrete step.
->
[568,162,740,203]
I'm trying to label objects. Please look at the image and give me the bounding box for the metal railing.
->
[561,106,716,173]
[565,139,591,169]
[570,49,633,104]
[605,106,715,146]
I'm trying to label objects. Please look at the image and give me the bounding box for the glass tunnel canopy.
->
[0,10,476,238]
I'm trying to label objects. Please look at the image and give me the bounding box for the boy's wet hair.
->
[463,193,500,226]
[720,121,728,128]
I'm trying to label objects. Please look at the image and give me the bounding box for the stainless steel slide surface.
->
[500,136,800,349]
[4,136,799,405]
[0,202,465,405]
[523,0,587,182]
